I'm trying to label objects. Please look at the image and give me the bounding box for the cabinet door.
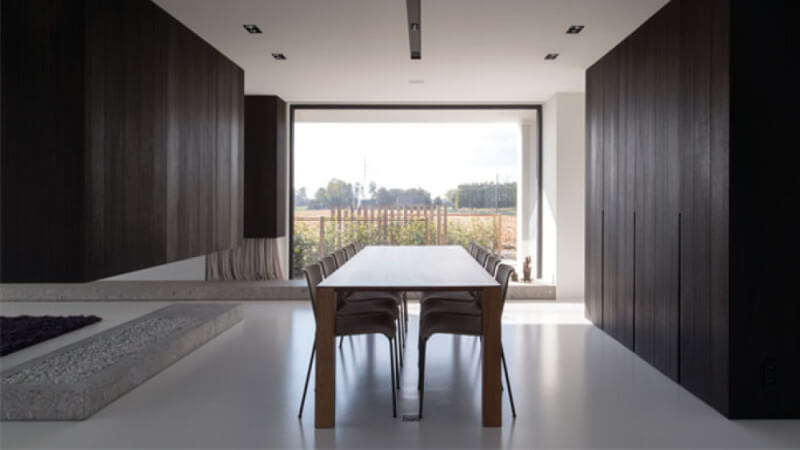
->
[633,5,680,380]
[585,62,605,327]
[602,45,635,350]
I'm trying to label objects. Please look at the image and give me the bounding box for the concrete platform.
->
[1,303,243,421]
[0,279,555,302]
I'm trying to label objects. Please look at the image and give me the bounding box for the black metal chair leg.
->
[403,293,409,334]
[390,338,397,418]
[298,344,316,418]
[394,332,401,389]
[418,338,426,418]
[501,347,517,418]
[397,318,405,366]
[338,336,344,349]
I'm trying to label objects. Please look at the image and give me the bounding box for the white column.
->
[541,92,586,298]
[517,120,539,276]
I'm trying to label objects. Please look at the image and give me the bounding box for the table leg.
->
[481,285,502,427]
[315,287,336,428]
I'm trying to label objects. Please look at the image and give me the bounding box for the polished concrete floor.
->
[1,300,799,449]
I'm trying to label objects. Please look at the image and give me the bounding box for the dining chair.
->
[333,248,348,266]
[354,241,364,252]
[344,245,356,260]
[328,248,408,357]
[319,252,406,366]
[483,255,501,277]
[320,255,338,278]
[417,264,517,419]
[298,263,399,419]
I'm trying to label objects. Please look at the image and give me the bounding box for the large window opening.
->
[290,107,540,278]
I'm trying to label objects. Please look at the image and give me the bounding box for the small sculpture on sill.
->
[522,256,532,283]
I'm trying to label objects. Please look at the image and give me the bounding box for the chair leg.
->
[418,338,427,419]
[389,338,397,418]
[501,347,517,418]
[403,293,409,334]
[394,333,401,389]
[397,318,404,366]
[298,344,316,418]
[338,336,344,350]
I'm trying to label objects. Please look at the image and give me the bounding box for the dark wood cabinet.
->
[1,0,244,281]
[244,96,287,238]
[586,0,798,418]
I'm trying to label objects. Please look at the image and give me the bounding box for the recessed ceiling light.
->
[272,53,287,61]
[243,24,262,34]
[545,53,559,60]
[566,25,584,34]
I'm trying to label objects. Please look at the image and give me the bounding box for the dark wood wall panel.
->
[677,0,727,413]
[600,44,635,350]
[84,0,170,279]
[244,95,287,238]
[650,4,681,380]
[1,0,86,281]
[1,0,244,281]
[166,17,218,261]
[588,0,798,418]
[584,62,604,326]
[728,0,798,418]
[586,0,729,414]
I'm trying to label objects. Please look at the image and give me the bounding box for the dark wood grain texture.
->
[587,0,798,418]
[1,0,86,281]
[584,62,604,326]
[1,0,244,281]
[244,95,288,238]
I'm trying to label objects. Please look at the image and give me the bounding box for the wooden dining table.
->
[314,245,503,428]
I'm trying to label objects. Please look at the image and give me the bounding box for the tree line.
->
[295,179,516,209]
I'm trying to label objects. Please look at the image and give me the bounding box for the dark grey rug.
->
[0,315,102,356]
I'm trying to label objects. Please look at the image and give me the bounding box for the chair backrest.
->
[333,249,347,266]
[494,263,515,314]
[320,255,337,277]
[353,241,363,252]
[328,253,339,269]
[484,255,500,277]
[344,245,356,260]
[476,249,489,267]
[468,242,476,256]
[302,263,325,319]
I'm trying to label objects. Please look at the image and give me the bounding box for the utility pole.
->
[495,173,499,214]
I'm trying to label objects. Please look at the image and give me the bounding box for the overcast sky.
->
[294,122,520,199]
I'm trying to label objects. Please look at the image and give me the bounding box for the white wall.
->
[542,98,558,285]
[103,256,206,281]
[517,121,539,269]
[542,93,586,299]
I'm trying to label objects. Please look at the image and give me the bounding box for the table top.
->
[318,245,499,291]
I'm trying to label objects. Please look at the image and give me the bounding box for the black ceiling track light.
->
[272,53,287,60]
[566,25,585,34]
[406,0,421,60]
[243,24,262,34]
[545,53,559,60]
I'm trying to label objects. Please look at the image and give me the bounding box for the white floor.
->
[1,300,799,449]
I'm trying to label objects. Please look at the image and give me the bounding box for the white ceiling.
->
[153,0,668,103]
